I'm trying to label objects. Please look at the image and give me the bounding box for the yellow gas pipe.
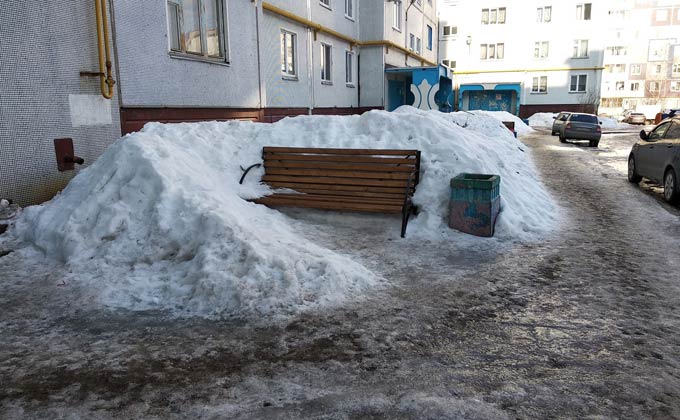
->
[95,0,115,99]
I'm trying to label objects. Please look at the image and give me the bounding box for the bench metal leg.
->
[401,203,412,238]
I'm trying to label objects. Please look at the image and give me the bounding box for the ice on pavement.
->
[6,107,558,318]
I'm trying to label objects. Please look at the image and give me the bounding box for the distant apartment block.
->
[438,0,605,117]
[600,0,680,118]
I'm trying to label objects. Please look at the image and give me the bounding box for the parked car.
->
[628,116,680,203]
[551,112,571,136]
[557,113,602,147]
[623,112,646,125]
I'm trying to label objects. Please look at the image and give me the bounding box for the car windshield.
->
[570,114,597,123]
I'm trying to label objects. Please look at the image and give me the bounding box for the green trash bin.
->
[449,173,500,237]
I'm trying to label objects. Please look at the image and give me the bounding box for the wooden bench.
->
[241,147,421,237]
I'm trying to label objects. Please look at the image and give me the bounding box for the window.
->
[480,43,504,60]
[166,0,228,61]
[616,81,625,90]
[570,74,587,92]
[345,50,354,86]
[649,81,659,92]
[631,64,641,75]
[409,33,415,51]
[443,25,457,36]
[393,1,402,30]
[673,64,680,76]
[416,37,422,54]
[631,82,640,91]
[576,3,592,20]
[573,39,589,58]
[536,6,551,22]
[280,30,297,78]
[652,64,662,74]
[427,25,433,50]
[344,0,353,18]
[613,64,626,73]
[670,81,680,91]
[607,46,627,56]
[531,76,547,93]
[481,7,506,24]
[320,0,331,9]
[442,59,456,69]
[321,43,332,83]
[534,41,549,59]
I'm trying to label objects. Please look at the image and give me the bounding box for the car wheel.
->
[588,140,599,147]
[559,133,566,143]
[551,130,556,136]
[627,156,641,183]
[663,168,680,204]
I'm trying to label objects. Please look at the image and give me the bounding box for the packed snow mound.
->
[11,107,558,318]
[528,112,557,128]
[469,110,534,136]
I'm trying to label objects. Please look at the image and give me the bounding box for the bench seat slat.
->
[264,168,412,180]
[263,147,418,156]
[266,181,413,195]
[264,161,416,173]
[254,196,403,213]
[264,193,404,205]
[263,154,417,165]
[262,175,409,188]
[269,187,406,200]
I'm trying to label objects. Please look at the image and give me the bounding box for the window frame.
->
[166,0,229,63]
[536,6,551,23]
[531,76,548,93]
[344,0,353,19]
[345,49,355,87]
[572,39,589,58]
[321,42,333,84]
[672,63,680,76]
[482,7,506,24]
[393,1,402,31]
[480,43,504,60]
[576,3,592,20]
[631,64,641,75]
[534,41,549,59]
[416,37,422,54]
[569,74,588,92]
[320,0,331,10]
[631,82,640,91]
[670,81,680,91]
[427,25,433,50]
[280,29,298,79]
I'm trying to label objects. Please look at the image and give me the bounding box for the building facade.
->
[438,0,606,118]
[600,0,680,119]
[1,0,440,206]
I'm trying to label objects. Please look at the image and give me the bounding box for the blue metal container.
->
[449,173,501,237]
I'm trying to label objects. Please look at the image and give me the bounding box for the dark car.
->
[628,116,680,203]
[557,112,602,147]
[551,112,570,136]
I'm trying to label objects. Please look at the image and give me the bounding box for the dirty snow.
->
[469,110,534,136]
[3,107,558,319]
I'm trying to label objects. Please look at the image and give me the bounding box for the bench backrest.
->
[261,147,421,200]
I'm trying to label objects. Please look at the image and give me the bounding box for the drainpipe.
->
[254,2,265,113]
[307,0,314,115]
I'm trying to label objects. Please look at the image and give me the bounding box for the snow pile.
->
[469,110,534,136]
[598,116,635,130]
[9,107,557,318]
[527,112,557,128]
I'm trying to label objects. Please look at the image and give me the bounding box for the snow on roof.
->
[8,107,558,319]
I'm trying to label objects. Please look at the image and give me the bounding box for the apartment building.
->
[600,0,680,118]
[1,1,440,206]
[438,0,605,117]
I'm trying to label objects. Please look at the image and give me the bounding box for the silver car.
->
[558,113,602,147]
[623,112,646,125]
[551,112,571,136]
[628,116,680,203]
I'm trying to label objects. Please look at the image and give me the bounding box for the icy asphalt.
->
[2,128,680,419]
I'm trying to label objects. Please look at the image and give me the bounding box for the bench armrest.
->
[239,163,262,184]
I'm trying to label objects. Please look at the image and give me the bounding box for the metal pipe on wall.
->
[95,0,116,99]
